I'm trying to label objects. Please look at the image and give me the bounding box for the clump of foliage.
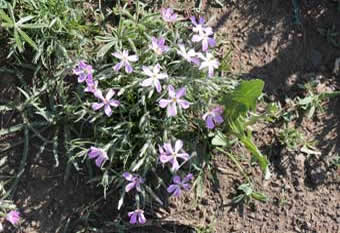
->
[0,0,270,229]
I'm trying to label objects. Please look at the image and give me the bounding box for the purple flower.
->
[128,209,146,224]
[159,140,190,171]
[73,61,93,83]
[192,27,216,51]
[112,50,138,73]
[122,172,144,192]
[6,210,20,225]
[190,16,206,34]
[88,146,108,167]
[161,8,177,22]
[141,64,168,93]
[202,106,224,129]
[150,37,169,56]
[198,53,220,77]
[92,89,120,117]
[85,80,98,93]
[176,44,200,65]
[159,85,191,117]
[167,173,193,197]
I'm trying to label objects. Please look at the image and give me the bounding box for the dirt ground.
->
[1,0,340,232]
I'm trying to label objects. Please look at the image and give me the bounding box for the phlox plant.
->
[66,2,238,224]
[0,1,270,228]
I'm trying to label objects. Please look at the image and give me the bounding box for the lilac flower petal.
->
[183,173,193,182]
[154,79,162,93]
[168,85,176,98]
[208,66,214,77]
[167,184,179,193]
[192,34,201,42]
[159,99,171,108]
[160,154,172,163]
[141,78,153,87]
[109,100,120,107]
[88,147,99,159]
[208,38,216,47]
[182,183,191,191]
[106,89,115,100]
[125,182,136,192]
[95,156,106,167]
[202,40,208,51]
[94,89,104,100]
[173,175,181,184]
[154,64,161,73]
[127,55,138,62]
[175,87,186,99]
[112,52,123,59]
[206,116,215,129]
[178,99,190,109]
[191,57,200,65]
[92,103,104,111]
[6,210,20,225]
[163,143,174,154]
[123,172,133,181]
[167,102,177,117]
[142,66,153,76]
[202,112,209,120]
[177,152,190,161]
[171,158,180,171]
[190,16,197,25]
[130,213,137,224]
[104,105,112,117]
[199,17,205,24]
[174,140,183,153]
[138,212,146,224]
[85,81,98,93]
[78,74,87,83]
[114,62,123,72]
[214,114,224,124]
[172,187,182,197]
[159,37,165,46]
[125,63,133,73]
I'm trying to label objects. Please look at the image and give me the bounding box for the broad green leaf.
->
[230,79,264,111]
[211,131,228,147]
[222,80,264,122]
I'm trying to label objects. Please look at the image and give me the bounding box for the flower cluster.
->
[72,8,226,226]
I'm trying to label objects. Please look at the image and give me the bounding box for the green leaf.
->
[240,134,271,179]
[211,131,228,147]
[251,192,268,202]
[97,41,116,58]
[18,28,38,50]
[0,9,12,24]
[223,79,264,121]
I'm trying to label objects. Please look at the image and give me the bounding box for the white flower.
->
[198,53,220,77]
[176,44,200,65]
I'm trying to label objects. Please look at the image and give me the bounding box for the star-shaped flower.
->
[159,85,191,117]
[141,64,168,93]
[92,89,120,117]
[112,50,138,73]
